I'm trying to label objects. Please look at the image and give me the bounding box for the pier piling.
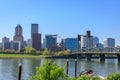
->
[18,64,22,80]
[75,59,77,78]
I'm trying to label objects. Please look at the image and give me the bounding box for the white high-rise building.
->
[81,35,93,48]
[27,39,32,47]
[81,36,87,48]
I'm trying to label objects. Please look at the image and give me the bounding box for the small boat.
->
[80,69,95,76]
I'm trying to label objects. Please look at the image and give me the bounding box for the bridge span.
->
[70,52,120,62]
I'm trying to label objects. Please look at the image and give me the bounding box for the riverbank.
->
[0,53,45,58]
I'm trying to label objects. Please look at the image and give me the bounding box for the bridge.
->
[49,52,120,62]
[69,52,120,62]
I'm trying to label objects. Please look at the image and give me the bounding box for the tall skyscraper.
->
[32,33,41,50]
[80,31,93,48]
[103,38,115,48]
[31,23,41,50]
[13,24,24,48]
[31,24,38,38]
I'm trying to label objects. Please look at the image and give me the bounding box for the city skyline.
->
[0,0,120,44]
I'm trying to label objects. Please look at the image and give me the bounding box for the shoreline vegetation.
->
[0,47,71,58]
[0,53,45,58]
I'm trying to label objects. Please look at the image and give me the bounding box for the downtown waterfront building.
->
[2,37,10,43]
[103,38,115,48]
[44,35,57,48]
[13,24,24,49]
[63,38,78,51]
[44,35,57,50]
[31,24,38,38]
[80,31,93,49]
[32,33,41,50]
[27,39,32,47]
[31,24,41,50]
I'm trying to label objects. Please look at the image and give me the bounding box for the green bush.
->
[29,60,67,80]
[105,72,120,80]
[76,75,101,80]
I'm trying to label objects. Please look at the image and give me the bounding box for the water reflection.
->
[0,58,120,80]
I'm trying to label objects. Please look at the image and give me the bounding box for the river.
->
[0,58,120,80]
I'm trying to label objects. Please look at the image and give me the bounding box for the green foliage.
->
[68,77,76,80]
[24,46,36,54]
[63,49,70,55]
[105,72,120,80]
[57,51,64,56]
[42,48,49,55]
[55,50,70,56]
[29,60,67,80]
[77,75,91,80]
[76,75,101,80]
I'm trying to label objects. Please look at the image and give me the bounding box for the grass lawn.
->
[0,53,45,58]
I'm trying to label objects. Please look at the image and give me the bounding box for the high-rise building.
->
[27,39,32,47]
[13,24,24,49]
[2,36,10,50]
[103,38,115,48]
[32,33,41,50]
[31,23,41,50]
[31,24,38,38]
[2,41,20,51]
[44,35,57,49]
[2,42,10,50]
[63,38,78,51]
[10,41,20,50]
[80,31,93,48]
[81,36,88,48]
[2,37,10,43]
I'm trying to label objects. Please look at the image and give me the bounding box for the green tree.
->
[24,46,36,54]
[57,51,64,56]
[63,50,70,55]
[29,60,67,80]
[42,48,49,55]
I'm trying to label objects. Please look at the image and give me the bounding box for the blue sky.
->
[0,0,120,44]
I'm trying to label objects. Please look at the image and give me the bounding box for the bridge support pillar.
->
[86,54,92,61]
[77,54,81,59]
[117,54,120,62]
[100,54,105,62]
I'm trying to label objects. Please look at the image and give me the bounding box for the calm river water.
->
[0,58,120,80]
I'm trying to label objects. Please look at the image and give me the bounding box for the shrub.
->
[75,74,102,80]
[29,60,67,80]
[105,72,120,80]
